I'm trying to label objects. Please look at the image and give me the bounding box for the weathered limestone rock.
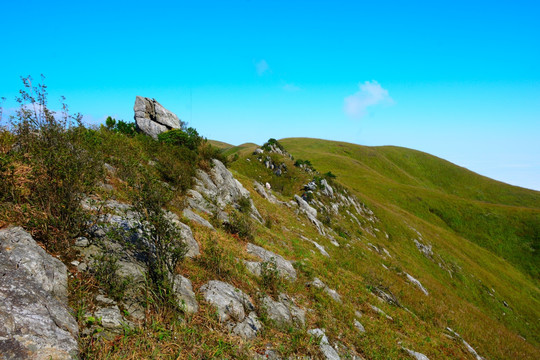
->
[308,328,341,360]
[172,275,198,314]
[320,179,334,198]
[261,293,306,327]
[231,311,262,339]
[200,280,254,323]
[0,227,78,360]
[294,195,326,235]
[182,208,215,229]
[134,96,182,139]
[94,305,125,330]
[187,159,262,223]
[0,226,68,302]
[246,243,297,280]
[307,278,341,302]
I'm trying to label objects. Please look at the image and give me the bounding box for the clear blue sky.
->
[1,0,539,190]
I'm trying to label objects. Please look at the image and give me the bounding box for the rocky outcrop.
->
[261,293,306,327]
[245,243,297,280]
[187,159,262,223]
[0,227,78,359]
[294,195,326,235]
[134,96,183,139]
[200,280,261,339]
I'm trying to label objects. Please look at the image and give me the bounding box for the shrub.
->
[223,210,254,240]
[127,169,188,304]
[6,75,104,251]
[260,258,280,296]
[158,127,201,151]
[197,237,233,279]
[93,252,130,301]
[261,138,285,152]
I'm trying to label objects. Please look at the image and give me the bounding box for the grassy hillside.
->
[279,138,540,280]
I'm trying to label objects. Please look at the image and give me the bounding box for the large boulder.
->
[0,227,79,359]
[134,96,183,139]
[261,293,306,327]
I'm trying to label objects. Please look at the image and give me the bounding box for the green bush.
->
[223,210,255,240]
[158,128,202,151]
[6,75,104,251]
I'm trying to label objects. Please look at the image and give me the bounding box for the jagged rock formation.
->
[134,96,183,139]
[0,227,79,359]
[186,159,262,223]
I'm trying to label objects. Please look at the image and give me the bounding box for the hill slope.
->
[279,138,540,280]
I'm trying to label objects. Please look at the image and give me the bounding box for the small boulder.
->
[308,328,341,360]
[200,280,254,323]
[246,243,297,280]
[172,275,198,314]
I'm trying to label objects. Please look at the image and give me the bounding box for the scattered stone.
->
[369,304,393,321]
[301,235,329,257]
[74,236,90,247]
[172,275,198,314]
[261,293,306,327]
[354,319,366,333]
[308,328,341,360]
[406,273,429,296]
[446,328,485,360]
[402,347,430,360]
[0,227,79,360]
[94,305,125,330]
[254,148,264,155]
[246,243,297,280]
[96,294,116,305]
[307,278,341,302]
[134,96,182,139]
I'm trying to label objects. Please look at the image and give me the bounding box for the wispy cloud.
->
[282,83,300,92]
[256,59,269,76]
[344,81,393,118]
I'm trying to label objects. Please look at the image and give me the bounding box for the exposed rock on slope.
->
[134,96,183,139]
[0,227,78,359]
[200,280,262,339]
[187,159,262,223]
[245,243,297,280]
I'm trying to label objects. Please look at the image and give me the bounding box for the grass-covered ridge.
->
[279,137,540,280]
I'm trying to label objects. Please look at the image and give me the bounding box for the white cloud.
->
[344,81,393,118]
[283,83,300,92]
[256,59,269,76]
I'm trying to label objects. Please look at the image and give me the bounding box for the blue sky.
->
[1,0,539,190]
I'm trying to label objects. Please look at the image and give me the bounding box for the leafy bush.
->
[4,75,104,251]
[127,169,188,304]
[105,116,137,136]
[223,210,254,240]
[93,252,130,301]
[262,138,285,152]
[260,259,281,296]
[158,128,202,151]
